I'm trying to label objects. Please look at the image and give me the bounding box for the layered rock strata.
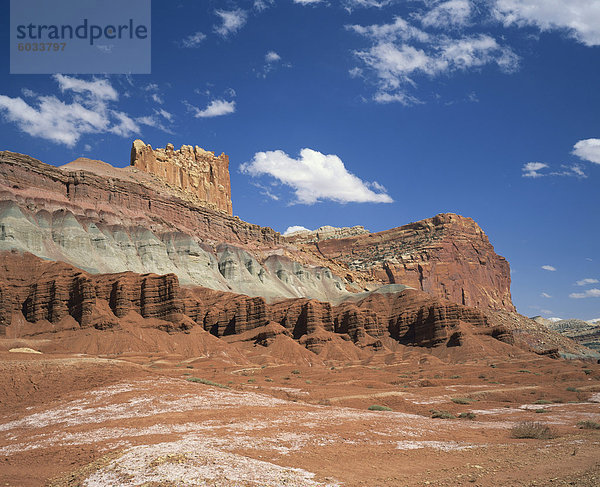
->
[0,251,514,356]
[295,213,515,312]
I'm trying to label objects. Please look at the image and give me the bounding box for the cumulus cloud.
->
[576,278,599,286]
[283,225,312,236]
[540,292,552,298]
[572,138,600,164]
[0,75,169,147]
[344,0,392,9]
[181,31,206,48]
[420,0,472,28]
[214,9,247,37]
[240,148,393,204]
[569,288,600,299]
[494,0,600,47]
[188,99,236,118]
[349,16,518,103]
[541,265,556,271]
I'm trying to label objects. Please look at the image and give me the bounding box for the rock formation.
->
[0,251,516,357]
[131,139,233,215]
[0,148,516,312]
[297,213,515,312]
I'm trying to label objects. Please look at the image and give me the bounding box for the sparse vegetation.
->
[451,397,473,405]
[186,377,229,389]
[534,409,548,413]
[583,369,592,375]
[458,412,476,420]
[368,404,392,411]
[577,420,600,430]
[431,410,456,419]
[265,378,273,382]
[247,378,256,383]
[291,369,300,375]
[534,400,552,405]
[511,422,555,439]
[449,375,461,379]
[566,387,578,392]
[518,369,531,374]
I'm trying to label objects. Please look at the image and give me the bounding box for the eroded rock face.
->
[305,213,515,312]
[0,251,512,356]
[131,140,232,215]
[285,225,370,243]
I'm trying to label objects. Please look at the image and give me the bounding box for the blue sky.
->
[0,0,598,321]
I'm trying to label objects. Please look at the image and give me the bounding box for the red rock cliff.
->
[131,139,233,215]
[305,213,515,312]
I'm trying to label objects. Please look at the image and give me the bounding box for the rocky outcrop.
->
[301,213,515,312]
[285,225,369,243]
[131,139,232,215]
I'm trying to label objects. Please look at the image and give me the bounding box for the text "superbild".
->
[16,19,148,46]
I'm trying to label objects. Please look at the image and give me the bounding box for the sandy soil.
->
[1,349,599,486]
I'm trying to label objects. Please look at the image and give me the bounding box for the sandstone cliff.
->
[295,213,515,312]
[131,140,233,215]
[0,149,516,312]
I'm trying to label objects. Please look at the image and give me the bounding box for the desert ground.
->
[1,344,598,487]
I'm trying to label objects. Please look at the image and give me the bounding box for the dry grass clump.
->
[451,397,472,405]
[368,404,392,411]
[511,421,555,439]
[577,420,600,430]
[186,377,229,389]
[431,410,455,419]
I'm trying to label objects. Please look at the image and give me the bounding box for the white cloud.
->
[494,0,600,47]
[265,51,281,63]
[214,9,247,37]
[576,278,599,286]
[0,75,150,147]
[569,288,600,299]
[54,74,118,101]
[254,0,274,11]
[573,138,600,164]
[540,292,552,298]
[344,0,392,9]
[151,93,163,104]
[182,31,206,48]
[283,225,312,236]
[541,265,556,271]
[240,148,394,204]
[294,0,323,4]
[349,15,518,103]
[188,99,236,118]
[522,162,548,178]
[521,161,587,178]
[420,0,472,28]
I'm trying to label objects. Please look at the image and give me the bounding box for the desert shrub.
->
[534,400,552,404]
[518,369,531,374]
[451,397,472,404]
[583,369,592,375]
[431,410,455,419]
[534,409,548,413]
[305,379,312,384]
[186,377,229,389]
[511,422,555,439]
[577,420,600,430]
[489,364,497,368]
[449,375,461,379]
[264,378,273,382]
[566,387,578,392]
[458,412,476,420]
[247,378,256,383]
[368,405,392,411]
[291,369,300,375]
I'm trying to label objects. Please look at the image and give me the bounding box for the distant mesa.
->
[130,139,233,215]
